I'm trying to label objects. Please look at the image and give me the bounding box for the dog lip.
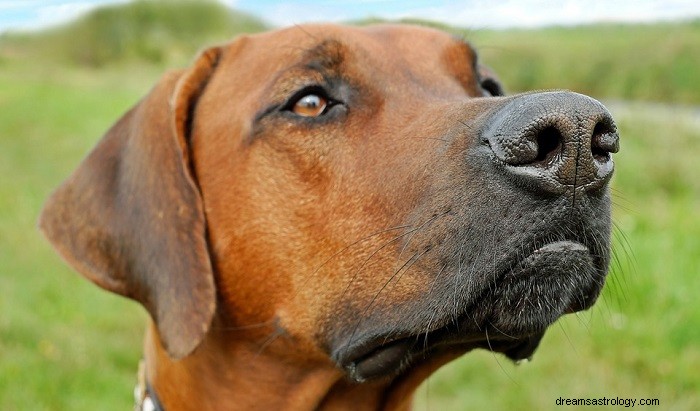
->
[531,240,588,255]
[505,239,590,278]
[339,333,472,383]
[340,329,536,382]
[342,337,415,382]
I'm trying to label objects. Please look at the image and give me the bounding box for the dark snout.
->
[332,90,620,382]
[482,91,619,195]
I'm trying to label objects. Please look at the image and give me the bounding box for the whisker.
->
[396,211,450,264]
[350,250,426,337]
[278,223,412,309]
[423,309,439,352]
[556,315,579,355]
[255,327,286,358]
[338,225,420,300]
[212,319,277,332]
[484,327,517,383]
[317,224,413,274]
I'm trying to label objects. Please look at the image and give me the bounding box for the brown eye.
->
[292,94,328,117]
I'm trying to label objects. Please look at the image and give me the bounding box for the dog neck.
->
[142,321,453,410]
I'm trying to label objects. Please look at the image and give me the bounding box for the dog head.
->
[40,24,618,385]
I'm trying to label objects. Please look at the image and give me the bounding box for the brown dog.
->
[40,24,619,410]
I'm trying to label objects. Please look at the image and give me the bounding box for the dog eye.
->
[292,93,328,117]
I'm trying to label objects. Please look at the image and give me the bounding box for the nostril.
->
[591,121,619,163]
[534,126,563,164]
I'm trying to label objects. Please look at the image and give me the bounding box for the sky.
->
[1,0,700,33]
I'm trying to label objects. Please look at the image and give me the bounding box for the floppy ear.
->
[39,47,222,359]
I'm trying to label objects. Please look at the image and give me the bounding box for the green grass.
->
[1,3,699,410]
[0,59,154,410]
[468,22,700,104]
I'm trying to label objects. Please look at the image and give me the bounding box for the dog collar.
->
[134,360,165,411]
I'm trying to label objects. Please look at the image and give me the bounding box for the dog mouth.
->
[337,240,601,382]
[343,330,544,383]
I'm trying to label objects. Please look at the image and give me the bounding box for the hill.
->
[0,0,266,67]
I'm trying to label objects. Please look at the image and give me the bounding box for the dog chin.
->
[487,240,602,333]
[337,240,604,382]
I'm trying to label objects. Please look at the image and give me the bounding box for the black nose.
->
[482,91,619,194]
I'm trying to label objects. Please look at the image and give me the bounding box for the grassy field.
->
[470,22,700,104]
[1,2,699,410]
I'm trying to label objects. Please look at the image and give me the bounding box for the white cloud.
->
[3,0,131,32]
[2,0,700,33]
[404,0,700,29]
[218,0,240,8]
[251,0,700,29]
[35,2,98,27]
[0,1,46,10]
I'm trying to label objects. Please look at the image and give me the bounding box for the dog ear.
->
[39,47,222,359]
[478,64,505,97]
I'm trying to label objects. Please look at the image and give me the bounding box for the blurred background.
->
[0,0,698,409]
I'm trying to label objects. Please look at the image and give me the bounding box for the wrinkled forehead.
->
[217,24,480,91]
